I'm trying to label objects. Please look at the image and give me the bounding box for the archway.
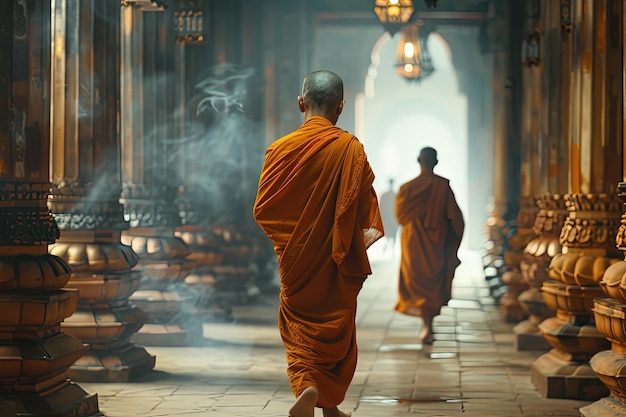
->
[357,31,471,248]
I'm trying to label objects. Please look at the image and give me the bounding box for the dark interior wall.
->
[310,22,385,133]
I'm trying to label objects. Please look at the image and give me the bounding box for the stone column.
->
[513,0,572,352]
[119,2,195,346]
[501,197,537,323]
[579,0,626,412]
[531,0,624,399]
[174,0,265,320]
[531,193,621,399]
[0,1,98,415]
[47,0,155,382]
[581,184,626,415]
[483,1,510,299]
[514,194,566,351]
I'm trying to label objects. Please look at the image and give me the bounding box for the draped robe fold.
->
[253,116,383,408]
[394,174,464,319]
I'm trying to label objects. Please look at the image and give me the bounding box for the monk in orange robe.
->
[253,70,383,417]
[395,147,464,344]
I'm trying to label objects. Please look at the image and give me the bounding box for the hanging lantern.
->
[522,27,541,67]
[394,20,434,83]
[174,0,205,43]
[373,0,415,36]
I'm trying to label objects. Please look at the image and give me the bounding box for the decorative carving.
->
[582,183,626,414]
[0,254,71,291]
[50,242,140,273]
[559,194,622,250]
[0,182,60,245]
[533,193,622,400]
[532,194,569,236]
[121,184,182,228]
[49,183,129,231]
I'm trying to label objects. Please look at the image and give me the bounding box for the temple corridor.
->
[78,249,589,417]
[3,0,626,416]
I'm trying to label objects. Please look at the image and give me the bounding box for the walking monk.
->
[253,70,384,417]
[395,147,464,344]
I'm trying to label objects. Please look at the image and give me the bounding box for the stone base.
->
[68,343,156,382]
[0,380,99,417]
[130,324,189,346]
[579,396,626,417]
[513,319,551,351]
[499,298,527,323]
[531,350,609,400]
[514,332,551,351]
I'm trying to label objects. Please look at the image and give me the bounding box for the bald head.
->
[299,70,344,123]
[418,147,438,170]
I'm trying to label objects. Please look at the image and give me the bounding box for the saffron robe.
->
[253,116,383,408]
[394,173,464,319]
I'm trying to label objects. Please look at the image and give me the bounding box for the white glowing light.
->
[404,63,414,73]
[389,0,399,5]
[403,42,414,58]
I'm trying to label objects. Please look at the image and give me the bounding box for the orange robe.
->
[394,174,464,319]
[253,116,383,408]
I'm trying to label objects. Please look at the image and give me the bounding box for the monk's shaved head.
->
[301,70,344,112]
[418,147,438,170]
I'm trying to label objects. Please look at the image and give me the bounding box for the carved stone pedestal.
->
[122,229,196,346]
[531,282,610,400]
[176,224,259,320]
[0,284,99,417]
[579,299,626,416]
[515,194,566,350]
[500,269,528,322]
[51,232,156,382]
[580,186,626,415]
[533,193,623,399]
[501,196,538,323]
[0,186,98,417]
[531,281,610,400]
[483,199,509,299]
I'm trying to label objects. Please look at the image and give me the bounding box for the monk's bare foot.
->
[289,386,318,417]
[322,406,351,417]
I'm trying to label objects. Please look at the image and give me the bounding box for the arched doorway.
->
[357,32,471,248]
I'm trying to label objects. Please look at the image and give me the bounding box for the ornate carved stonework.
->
[51,235,156,382]
[580,183,626,416]
[0,174,99,412]
[483,198,509,300]
[122,184,182,229]
[501,196,539,323]
[122,227,196,346]
[49,183,128,230]
[0,182,59,245]
[514,194,567,351]
[176,222,263,320]
[559,193,622,251]
[532,193,622,400]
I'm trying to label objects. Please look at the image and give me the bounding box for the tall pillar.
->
[532,193,620,399]
[119,2,195,346]
[47,0,155,381]
[174,0,265,320]
[532,0,624,400]
[580,0,626,413]
[514,194,565,351]
[581,184,626,415]
[513,0,567,351]
[0,1,98,415]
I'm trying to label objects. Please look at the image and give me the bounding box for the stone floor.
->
[80,246,593,417]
